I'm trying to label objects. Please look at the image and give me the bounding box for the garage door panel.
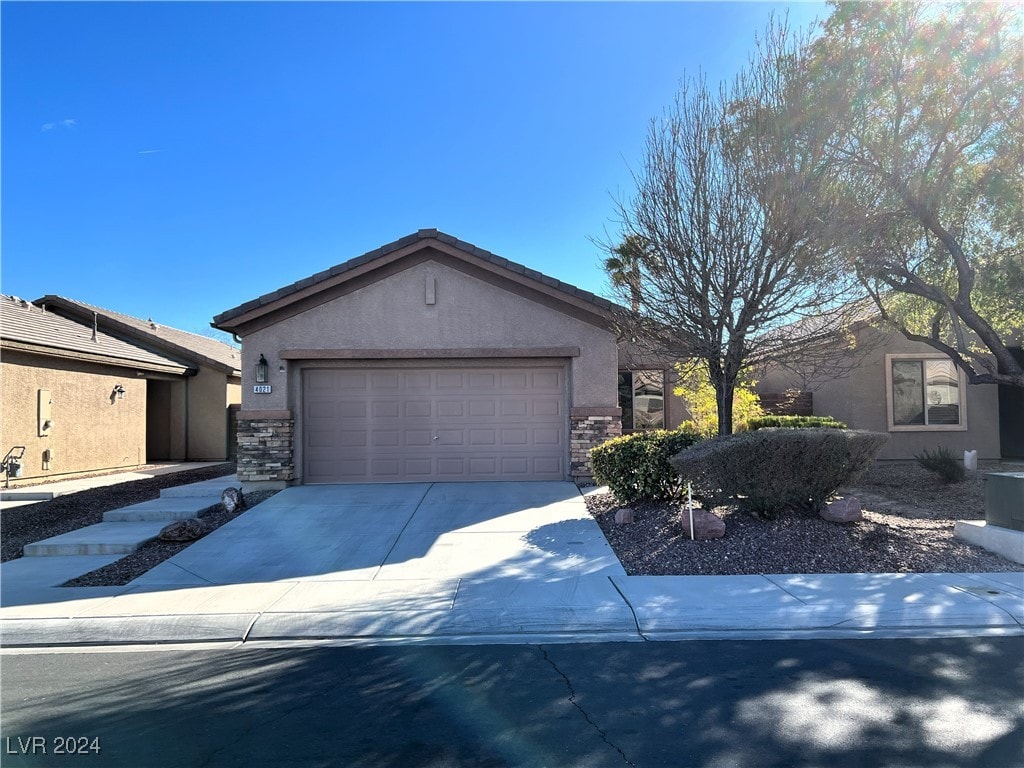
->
[372,430,400,447]
[438,401,464,417]
[404,459,433,476]
[303,366,566,483]
[404,372,432,388]
[500,372,529,389]
[337,402,367,418]
[533,399,560,416]
[336,372,368,389]
[469,429,497,445]
[501,400,529,417]
[405,430,433,447]
[533,427,561,446]
[404,400,432,418]
[532,371,561,390]
[500,457,530,475]
[372,401,400,418]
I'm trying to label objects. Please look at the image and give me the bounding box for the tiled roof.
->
[0,294,192,373]
[37,296,242,376]
[213,229,619,325]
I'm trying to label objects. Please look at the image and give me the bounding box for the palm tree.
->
[604,235,649,311]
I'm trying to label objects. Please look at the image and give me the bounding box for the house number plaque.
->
[253,385,272,394]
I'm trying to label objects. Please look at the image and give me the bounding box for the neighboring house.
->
[213,229,686,487]
[756,323,1024,461]
[1,294,242,483]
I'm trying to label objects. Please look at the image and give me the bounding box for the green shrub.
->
[916,446,966,484]
[747,415,847,430]
[590,428,704,503]
[670,428,888,516]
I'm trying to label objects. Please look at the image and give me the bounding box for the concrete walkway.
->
[0,462,231,509]
[1,481,1021,647]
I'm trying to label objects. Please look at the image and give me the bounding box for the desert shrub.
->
[590,428,704,503]
[670,428,888,516]
[747,415,848,430]
[916,445,966,484]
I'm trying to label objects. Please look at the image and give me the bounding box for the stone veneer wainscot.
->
[570,407,622,485]
[236,410,294,484]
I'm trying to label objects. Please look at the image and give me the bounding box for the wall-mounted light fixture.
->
[255,354,269,384]
[112,384,126,400]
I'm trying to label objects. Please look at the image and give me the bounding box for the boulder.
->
[615,508,635,525]
[158,518,208,542]
[681,508,726,540]
[221,487,245,513]
[821,497,863,523]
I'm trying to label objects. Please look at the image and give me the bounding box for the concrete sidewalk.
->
[1,571,1020,647]
[0,462,231,509]
[1,477,1021,648]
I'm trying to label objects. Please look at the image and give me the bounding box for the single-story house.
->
[756,323,1024,461]
[213,230,688,487]
[1,294,242,483]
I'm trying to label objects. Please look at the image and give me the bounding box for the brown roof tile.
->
[0,294,192,373]
[36,296,242,375]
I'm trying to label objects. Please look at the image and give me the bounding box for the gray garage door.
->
[303,366,567,483]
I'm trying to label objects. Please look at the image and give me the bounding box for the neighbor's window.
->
[618,370,665,431]
[887,356,965,430]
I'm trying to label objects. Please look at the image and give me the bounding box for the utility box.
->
[985,472,1024,532]
[38,389,52,437]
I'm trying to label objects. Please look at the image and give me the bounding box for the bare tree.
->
[606,20,866,435]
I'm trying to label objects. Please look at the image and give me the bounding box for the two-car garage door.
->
[302,366,567,483]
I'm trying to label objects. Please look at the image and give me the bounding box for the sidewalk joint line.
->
[607,577,648,641]
[761,574,811,605]
[373,482,434,581]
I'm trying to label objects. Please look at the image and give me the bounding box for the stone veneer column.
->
[235,410,294,486]
[570,407,622,485]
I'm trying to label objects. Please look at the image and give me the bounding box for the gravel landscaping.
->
[1,464,236,563]
[587,462,1024,576]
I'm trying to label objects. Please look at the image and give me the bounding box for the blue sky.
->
[2,1,825,338]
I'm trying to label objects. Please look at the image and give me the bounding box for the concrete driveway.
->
[113,482,633,641]
[134,482,625,587]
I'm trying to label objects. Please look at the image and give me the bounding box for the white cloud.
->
[42,118,76,132]
[138,149,163,154]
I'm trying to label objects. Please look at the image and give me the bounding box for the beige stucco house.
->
[213,230,687,487]
[1,294,242,483]
[757,323,1024,461]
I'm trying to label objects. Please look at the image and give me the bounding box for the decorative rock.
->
[681,508,726,540]
[821,497,863,523]
[615,508,635,525]
[221,487,245,513]
[158,518,208,542]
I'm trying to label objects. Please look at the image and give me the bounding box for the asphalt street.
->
[1,637,1021,768]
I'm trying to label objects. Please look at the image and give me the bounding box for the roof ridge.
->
[214,230,621,326]
[39,295,239,349]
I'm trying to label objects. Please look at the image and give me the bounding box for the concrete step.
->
[24,522,168,557]
[1,490,56,501]
[159,476,240,499]
[103,498,215,523]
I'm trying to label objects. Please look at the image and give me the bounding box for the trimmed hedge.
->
[670,428,888,516]
[590,428,704,503]
[747,415,847,430]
